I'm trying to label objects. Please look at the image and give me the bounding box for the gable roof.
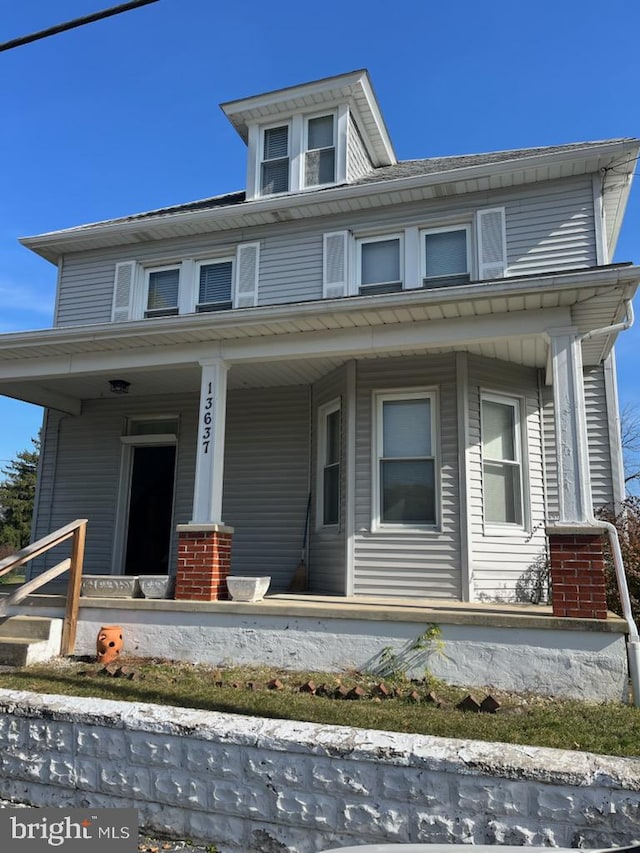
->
[21,137,639,263]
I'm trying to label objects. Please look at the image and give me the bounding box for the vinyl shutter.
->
[323,231,349,298]
[234,242,260,308]
[111,261,137,322]
[476,207,507,280]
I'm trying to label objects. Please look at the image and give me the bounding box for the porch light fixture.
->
[109,379,130,395]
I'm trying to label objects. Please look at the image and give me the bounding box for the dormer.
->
[221,69,396,201]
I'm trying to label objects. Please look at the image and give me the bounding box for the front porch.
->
[5,588,629,701]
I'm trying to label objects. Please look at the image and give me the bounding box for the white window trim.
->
[144,264,181,318]
[420,223,472,286]
[372,388,440,532]
[195,256,235,312]
[302,110,337,190]
[259,120,292,197]
[357,233,404,293]
[480,391,528,536]
[316,397,341,531]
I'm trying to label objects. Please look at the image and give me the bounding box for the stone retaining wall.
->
[0,689,639,852]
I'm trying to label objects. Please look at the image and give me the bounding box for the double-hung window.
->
[358,235,403,295]
[481,394,523,527]
[261,125,289,195]
[305,114,336,187]
[196,259,233,312]
[421,226,470,288]
[145,266,180,317]
[318,399,341,527]
[375,391,437,527]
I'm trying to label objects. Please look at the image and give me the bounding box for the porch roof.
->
[0,264,637,413]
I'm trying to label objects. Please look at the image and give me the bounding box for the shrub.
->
[598,497,640,623]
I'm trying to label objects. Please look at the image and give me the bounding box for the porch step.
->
[0,616,63,666]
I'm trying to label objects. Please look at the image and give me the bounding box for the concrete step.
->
[0,615,56,641]
[0,616,63,665]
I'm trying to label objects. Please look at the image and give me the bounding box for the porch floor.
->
[6,587,628,634]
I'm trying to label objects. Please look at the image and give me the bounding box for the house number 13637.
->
[201,382,213,453]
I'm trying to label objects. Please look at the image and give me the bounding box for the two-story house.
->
[0,70,637,617]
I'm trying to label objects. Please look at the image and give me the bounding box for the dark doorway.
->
[124,445,176,575]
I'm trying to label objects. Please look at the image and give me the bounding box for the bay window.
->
[375,391,437,527]
[481,394,523,526]
[317,399,341,527]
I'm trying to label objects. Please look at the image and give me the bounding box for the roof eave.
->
[1,264,638,355]
[20,139,639,264]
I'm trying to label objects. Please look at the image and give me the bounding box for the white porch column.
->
[191,359,229,524]
[547,327,593,523]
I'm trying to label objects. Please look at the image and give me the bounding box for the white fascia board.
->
[220,70,370,140]
[603,145,640,258]
[0,382,81,414]
[21,141,638,263]
[0,264,638,360]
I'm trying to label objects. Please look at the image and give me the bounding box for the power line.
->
[0,0,160,53]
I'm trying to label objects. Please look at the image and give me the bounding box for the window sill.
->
[370,523,441,535]
[482,524,529,538]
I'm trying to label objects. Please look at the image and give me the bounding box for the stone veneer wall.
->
[0,691,639,853]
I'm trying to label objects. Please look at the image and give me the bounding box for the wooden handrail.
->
[0,519,88,656]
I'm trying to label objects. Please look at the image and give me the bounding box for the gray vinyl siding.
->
[30,394,198,577]
[347,114,374,182]
[506,178,596,275]
[541,384,558,522]
[222,386,310,590]
[309,365,348,594]
[584,364,615,510]
[541,365,615,521]
[353,354,461,600]
[30,386,310,586]
[54,177,599,327]
[466,356,547,602]
[258,232,323,305]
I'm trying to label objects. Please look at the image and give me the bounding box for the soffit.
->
[220,69,395,166]
[0,268,635,369]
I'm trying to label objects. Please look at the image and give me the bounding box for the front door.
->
[124,445,176,575]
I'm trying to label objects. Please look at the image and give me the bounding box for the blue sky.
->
[0,0,639,466]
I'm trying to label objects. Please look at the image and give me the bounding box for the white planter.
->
[138,575,175,599]
[226,576,271,602]
[81,575,140,598]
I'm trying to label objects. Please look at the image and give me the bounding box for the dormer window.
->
[261,125,290,195]
[305,114,336,187]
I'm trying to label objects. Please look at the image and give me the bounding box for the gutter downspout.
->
[579,299,640,704]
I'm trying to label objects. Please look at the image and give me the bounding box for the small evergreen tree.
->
[0,438,40,552]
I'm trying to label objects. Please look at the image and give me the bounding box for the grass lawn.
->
[0,656,639,758]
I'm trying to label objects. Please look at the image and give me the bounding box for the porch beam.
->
[0,306,572,381]
[0,383,81,415]
[546,326,593,524]
[191,359,229,525]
